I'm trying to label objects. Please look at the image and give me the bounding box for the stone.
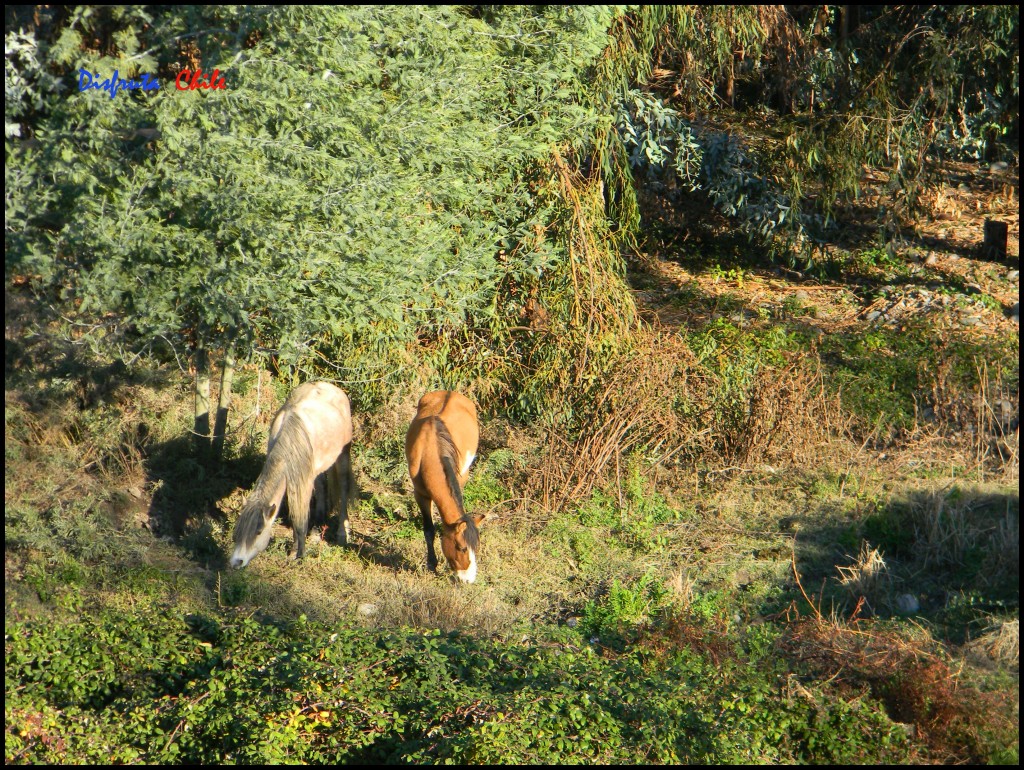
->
[895,593,919,613]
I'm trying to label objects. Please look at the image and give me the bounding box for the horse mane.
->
[430,415,462,498]
[234,411,315,546]
[432,416,479,549]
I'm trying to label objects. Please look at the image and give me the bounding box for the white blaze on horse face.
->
[461,452,476,477]
[455,547,477,584]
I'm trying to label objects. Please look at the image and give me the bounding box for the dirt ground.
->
[633,159,1019,336]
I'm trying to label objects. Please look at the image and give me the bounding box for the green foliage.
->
[6,5,622,410]
[5,606,918,764]
[603,6,1019,262]
[580,569,672,647]
[463,473,506,511]
[616,89,803,253]
[818,323,1019,437]
[578,488,619,528]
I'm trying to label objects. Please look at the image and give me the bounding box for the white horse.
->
[230,381,355,568]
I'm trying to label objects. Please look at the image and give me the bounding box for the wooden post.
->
[212,344,236,460]
[982,220,1008,261]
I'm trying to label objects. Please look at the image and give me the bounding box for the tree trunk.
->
[212,344,236,460]
[194,344,212,452]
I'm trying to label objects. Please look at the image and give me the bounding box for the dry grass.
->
[725,359,851,467]
[783,615,1018,764]
[213,513,579,639]
[533,329,710,513]
[530,324,854,518]
[902,487,1019,586]
[966,619,1019,673]
[835,542,890,600]
[908,490,980,571]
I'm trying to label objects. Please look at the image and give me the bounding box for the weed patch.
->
[782,617,1018,764]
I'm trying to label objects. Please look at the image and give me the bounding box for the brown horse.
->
[230,381,355,569]
[405,390,484,583]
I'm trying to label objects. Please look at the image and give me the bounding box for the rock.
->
[357,603,378,617]
[566,617,579,628]
[1006,270,1019,282]
[960,315,983,326]
[866,310,883,322]
[924,253,938,266]
[989,161,1009,173]
[794,289,810,301]
[896,722,917,739]
[1009,303,1020,324]
[895,594,919,614]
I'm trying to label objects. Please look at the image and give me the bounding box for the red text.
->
[175,68,227,91]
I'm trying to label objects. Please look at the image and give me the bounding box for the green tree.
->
[6,5,619,452]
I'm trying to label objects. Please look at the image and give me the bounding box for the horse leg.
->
[335,445,353,546]
[287,477,314,561]
[311,473,328,535]
[415,492,438,572]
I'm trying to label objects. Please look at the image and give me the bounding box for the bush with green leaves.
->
[6,605,919,764]
[617,89,804,253]
[6,5,621,423]
[8,5,1016,434]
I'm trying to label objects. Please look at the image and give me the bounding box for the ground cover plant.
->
[6,4,1019,765]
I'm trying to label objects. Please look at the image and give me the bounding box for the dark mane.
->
[459,514,480,550]
[432,416,465,514]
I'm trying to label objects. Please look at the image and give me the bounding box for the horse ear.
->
[472,512,488,527]
[263,502,278,525]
